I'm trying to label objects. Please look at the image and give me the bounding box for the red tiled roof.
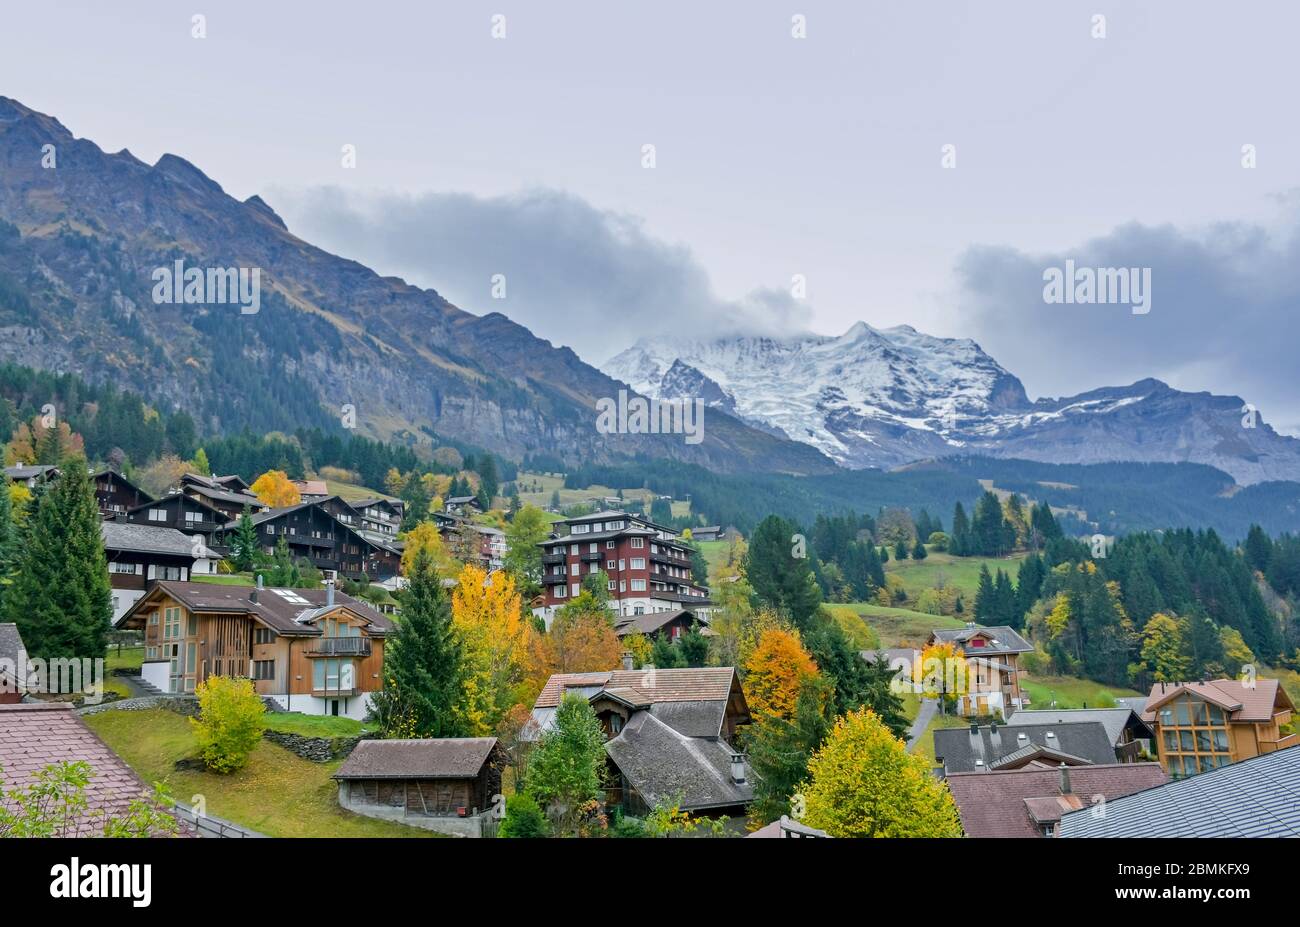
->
[0,703,164,835]
[1141,678,1290,724]
[533,667,736,709]
[945,763,1168,838]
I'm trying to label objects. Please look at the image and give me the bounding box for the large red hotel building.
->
[534,510,712,626]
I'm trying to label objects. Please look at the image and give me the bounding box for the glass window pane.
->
[1213,730,1230,752]
[1196,730,1212,751]
[1180,730,1196,751]
[1163,730,1178,751]
[1190,701,1208,725]
[1198,755,1214,773]
[1174,700,1191,726]
[1207,705,1224,725]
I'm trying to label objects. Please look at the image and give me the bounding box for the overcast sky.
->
[5,1,1300,431]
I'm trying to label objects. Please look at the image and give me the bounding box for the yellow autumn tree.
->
[250,470,300,508]
[743,627,819,723]
[799,708,963,838]
[400,521,459,578]
[451,563,529,735]
[4,415,84,466]
[523,597,622,705]
[917,639,966,708]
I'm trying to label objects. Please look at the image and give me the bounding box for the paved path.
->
[906,697,938,751]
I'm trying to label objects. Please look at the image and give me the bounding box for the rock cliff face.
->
[0,96,833,475]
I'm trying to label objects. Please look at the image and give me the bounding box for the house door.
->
[329,699,340,716]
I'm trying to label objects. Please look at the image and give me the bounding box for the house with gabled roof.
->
[935,720,1118,775]
[179,472,266,521]
[1140,678,1296,778]
[947,761,1167,838]
[218,497,398,581]
[116,578,392,718]
[529,663,753,817]
[1005,707,1154,763]
[92,468,154,519]
[928,623,1034,718]
[121,491,230,540]
[101,521,221,623]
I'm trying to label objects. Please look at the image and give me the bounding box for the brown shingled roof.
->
[0,703,174,835]
[118,580,393,636]
[1141,678,1290,724]
[333,738,498,780]
[533,667,737,709]
[946,763,1168,838]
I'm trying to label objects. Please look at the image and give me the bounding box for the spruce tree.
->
[742,515,823,628]
[371,547,466,738]
[0,484,16,613]
[912,538,927,560]
[973,565,995,624]
[230,506,260,572]
[5,456,112,658]
[894,539,909,561]
[951,502,970,556]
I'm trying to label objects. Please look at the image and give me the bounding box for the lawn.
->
[842,602,967,649]
[696,539,732,584]
[324,479,392,503]
[910,709,970,766]
[263,712,374,737]
[884,551,1028,603]
[1020,674,1143,710]
[191,573,258,587]
[105,645,144,674]
[83,710,431,837]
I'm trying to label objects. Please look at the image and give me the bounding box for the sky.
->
[4,1,1300,431]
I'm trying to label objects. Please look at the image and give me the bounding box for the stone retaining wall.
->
[261,729,376,762]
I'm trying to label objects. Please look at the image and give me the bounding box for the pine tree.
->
[743,515,823,628]
[371,547,467,738]
[1243,524,1272,574]
[5,456,112,658]
[951,502,970,556]
[0,484,16,613]
[912,538,927,560]
[894,539,909,561]
[973,565,995,624]
[230,506,260,572]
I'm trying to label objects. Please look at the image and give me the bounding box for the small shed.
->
[333,738,502,832]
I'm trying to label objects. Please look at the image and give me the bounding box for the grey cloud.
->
[271,186,812,364]
[957,204,1300,434]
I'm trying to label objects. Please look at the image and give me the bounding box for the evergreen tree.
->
[912,538,928,560]
[0,483,17,613]
[804,620,908,738]
[1243,524,1272,574]
[5,456,112,658]
[650,634,685,668]
[951,502,970,556]
[745,674,834,826]
[371,547,467,738]
[475,455,499,503]
[229,506,260,572]
[894,539,909,561]
[678,623,711,667]
[994,569,1017,628]
[743,515,823,628]
[973,565,995,624]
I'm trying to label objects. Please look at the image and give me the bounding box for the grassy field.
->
[105,645,144,674]
[324,479,392,503]
[1020,674,1143,710]
[263,712,374,737]
[84,710,430,837]
[884,551,1029,602]
[697,539,732,584]
[513,470,689,519]
[841,602,967,649]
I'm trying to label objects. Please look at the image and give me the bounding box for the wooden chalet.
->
[117,578,391,718]
[101,521,220,623]
[92,468,154,519]
[121,491,230,540]
[179,473,265,521]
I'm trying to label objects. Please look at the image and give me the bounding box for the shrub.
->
[189,676,266,773]
[498,792,548,838]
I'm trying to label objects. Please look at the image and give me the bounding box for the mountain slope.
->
[0,97,833,475]
[603,325,1300,485]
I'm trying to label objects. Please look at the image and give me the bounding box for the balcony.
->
[304,637,373,657]
[542,553,567,566]
[650,551,692,569]
[542,574,568,586]
[580,551,602,563]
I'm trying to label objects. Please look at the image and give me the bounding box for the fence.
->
[171,800,265,838]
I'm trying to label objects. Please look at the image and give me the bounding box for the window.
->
[606,540,615,549]
[253,660,276,680]
[185,510,202,523]
[570,563,580,576]
[606,560,616,570]
[187,614,198,635]
[630,558,646,570]
[618,560,625,571]
[588,563,599,574]
[312,658,354,690]
[146,646,157,659]
[148,508,166,522]
[607,580,616,591]
[571,584,580,598]
[630,537,644,548]
[569,544,578,555]
[163,606,182,640]
[619,580,626,593]
[572,524,588,534]
[630,579,646,591]
[254,627,276,645]
[589,542,598,553]
[157,565,185,581]
[110,561,140,574]
[1157,694,1233,778]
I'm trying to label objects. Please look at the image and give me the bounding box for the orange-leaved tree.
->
[743,627,819,723]
[250,469,300,508]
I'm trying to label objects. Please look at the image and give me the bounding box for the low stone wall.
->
[261,729,375,762]
[78,695,282,717]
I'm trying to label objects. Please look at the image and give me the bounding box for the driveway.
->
[906,697,938,751]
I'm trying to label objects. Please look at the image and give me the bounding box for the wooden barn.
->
[333,738,503,835]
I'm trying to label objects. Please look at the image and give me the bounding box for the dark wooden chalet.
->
[333,738,503,822]
[180,473,266,521]
[122,492,230,540]
[93,469,155,519]
[231,499,379,580]
[101,521,219,623]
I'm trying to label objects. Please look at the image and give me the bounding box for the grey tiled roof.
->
[101,522,218,558]
[931,625,1034,654]
[334,738,498,780]
[604,711,752,812]
[936,721,1116,774]
[1059,745,1300,837]
[1006,708,1153,746]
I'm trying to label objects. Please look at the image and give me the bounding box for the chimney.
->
[1059,762,1072,795]
[326,579,335,607]
[251,573,263,604]
[621,651,634,671]
[730,752,747,785]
